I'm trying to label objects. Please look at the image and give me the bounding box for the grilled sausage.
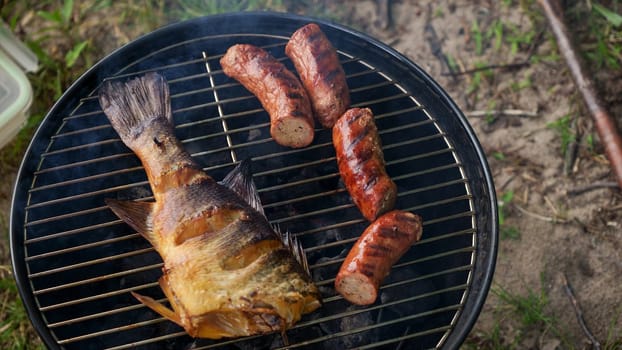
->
[220,44,315,148]
[335,210,423,305]
[285,23,350,129]
[333,107,397,222]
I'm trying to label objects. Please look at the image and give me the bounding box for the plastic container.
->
[0,22,37,150]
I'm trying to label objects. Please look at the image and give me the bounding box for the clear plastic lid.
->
[0,21,38,72]
[0,22,36,148]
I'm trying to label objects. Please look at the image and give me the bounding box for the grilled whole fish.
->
[98,73,321,339]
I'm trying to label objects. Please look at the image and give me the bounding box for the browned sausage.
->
[220,44,315,148]
[335,210,423,305]
[333,107,397,222]
[285,23,350,129]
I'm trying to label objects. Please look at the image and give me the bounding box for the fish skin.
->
[99,73,321,339]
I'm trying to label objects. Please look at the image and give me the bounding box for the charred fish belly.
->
[98,73,321,339]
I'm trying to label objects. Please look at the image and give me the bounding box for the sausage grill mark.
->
[378,226,414,240]
[345,124,371,152]
[273,70,298,86]
[365,243,391,257]
[289,110,307,118]
[286,92,305,100]
[286,23,350,129]
[322,68,342,85]
[333,108,396,222]
[363,175,379,191]
[220,44,314,148]
[312,49,333,64]
[345,111,364,125]
[305,30,323,44]
[335,210,423,305]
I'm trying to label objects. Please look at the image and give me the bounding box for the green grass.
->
[494,282,552,328]
[603,306,622,350]
[547,114,575,157]
[168,0,285,19]
[584,2,622,70]
[464,274,570,349]
[498,190,521,240]
[0,273,43,350]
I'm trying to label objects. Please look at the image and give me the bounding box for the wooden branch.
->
[561,273,601,350]
[539,0,622,189]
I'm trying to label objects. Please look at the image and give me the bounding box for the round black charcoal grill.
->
[11,12,498,350]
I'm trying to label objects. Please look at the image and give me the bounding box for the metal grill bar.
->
[26,232,140,262]
[299,284,468,328]
[29,223,473,297]
[34,263,162,298]
[54,266,470,347]
[203,51,237,163]
[103,332,188,350]
[41,139,119,156]
[57,318,169,345]
[356,326,454,350]
[31,234,474,339]
[33,153,134,176]
[277,305,462,350]
[186,284,466,350]
[16,26,489,350]
[25,205,109,227]
[25,220,123,244]
[46,59,378,144]
[28,247,154,279]
[47,297,168,328]
[315,248,474,288]
[22,157,459,251]
[24,117,438,212]
[29,166,143,194]
[29,103,427,194]
[38,281,160,312]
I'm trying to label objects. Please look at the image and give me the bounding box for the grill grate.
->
[11,13,497,350]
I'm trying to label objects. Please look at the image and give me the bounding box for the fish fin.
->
[99,72,172,147]
[275,225,310,276]
[131,291,182,326]
[220,158,265,216]
[105,198,157,246]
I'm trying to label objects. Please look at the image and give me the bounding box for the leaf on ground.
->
[61,0,74,25]
[593,3,622,27]
[65,40,88,68]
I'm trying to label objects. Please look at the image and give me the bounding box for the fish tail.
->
[99,72,172,150]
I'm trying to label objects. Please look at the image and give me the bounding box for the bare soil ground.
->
[1,0,621,349]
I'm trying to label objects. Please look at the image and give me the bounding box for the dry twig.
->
[539,0,622,189]
[567,181,619,196]
[561,273,601,350]
[441,61,530,76]
[376,0,392,30]
[465,109,538,118]
[514,203,568,223]
[423,4,455,77]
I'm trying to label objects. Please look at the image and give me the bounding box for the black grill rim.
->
[10,11,498,349]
